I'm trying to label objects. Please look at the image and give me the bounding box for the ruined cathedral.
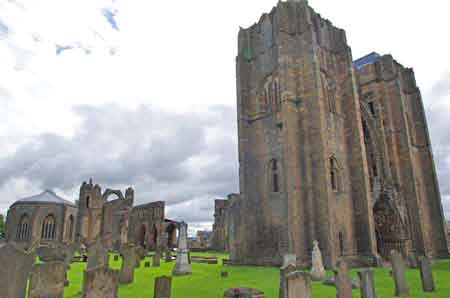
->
[215,0,450,268]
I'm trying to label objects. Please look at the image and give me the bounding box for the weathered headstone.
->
[28,261,65,298]
[87,239,109,270]
[283,254,297,267]
[286,271,312,298]
[418,256,435,292]
[390,250,410,297]
[119,244,137,284]
[172,222,192,276]
[153,251,161,267]
[279,264,296,298]
[0,243,35,298]
[154,276,172,298]
[224,288,264,298]
[357,269,376,298]
[310,240,326,281]
[82,267,119,298]
[334,260,352,298]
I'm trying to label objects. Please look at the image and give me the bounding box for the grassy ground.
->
[64,251,450,298]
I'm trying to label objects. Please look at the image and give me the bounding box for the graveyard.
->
[58,251,450,298]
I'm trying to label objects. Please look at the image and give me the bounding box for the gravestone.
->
[279,264,296,298]
[87,239,109,270]
[357,269,376,298]
[418,256,435,292]
[224,288,264,298]
[286,271,312,298]
[28,261,65,298]
[165,250,172,262]
[390,250,410,297]
[153,251,161,267]
[119,244,137,284]
[0,243,36,298]
[145,261,151,267]
[283,254,297,267]
[36,243,75,287]
[172,222,192,275]
[310,240,326,281]
[154,276,172,298]
[114,255,119,261]
[82,267,119,298]
[334,260,352,298]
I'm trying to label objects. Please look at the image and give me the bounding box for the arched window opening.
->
[41,215,56,240]
[271,159,280,193]
[338,232,344,256]
[86,196,90,208]
[330,157,340,192]
[16,215,30,241]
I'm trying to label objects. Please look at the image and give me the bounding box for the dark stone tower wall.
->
[235,0,379,267]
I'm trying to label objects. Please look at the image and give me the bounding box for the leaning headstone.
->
[283,254,297,267]
[154,276,172,298]
[390,250,410,298]
[224,288,264,298]
[82,267,119,298]
[279,264,296,298]
[334,260,352,298]
[418,256,435,292]
[310,240,326,281]
[87,239,109,270]
[28,261,65,298]
[172,222,192,275]
[357,269,376,298]
[286,271,312,298]
[153,251,161,267]
[0,243,36,298]
[119,244,137,284]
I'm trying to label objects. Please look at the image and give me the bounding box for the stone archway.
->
[373,194,407,258]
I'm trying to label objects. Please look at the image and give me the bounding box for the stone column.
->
[172,222,192,275]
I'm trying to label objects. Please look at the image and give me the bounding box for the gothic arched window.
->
[270,159,280,193]
[41,215,56,240]
[16,214,30,241]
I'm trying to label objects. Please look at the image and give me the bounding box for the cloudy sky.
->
[1,0,450,232]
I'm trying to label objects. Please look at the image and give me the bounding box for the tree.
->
[0,214,5,236]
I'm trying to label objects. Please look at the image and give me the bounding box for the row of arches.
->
[16,214,74,242]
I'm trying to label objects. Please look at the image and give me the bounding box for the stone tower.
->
[233,0,449,268]
[75,179,104,244]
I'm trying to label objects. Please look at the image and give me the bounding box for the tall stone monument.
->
[172,221,192,276]
[310,241,326,281]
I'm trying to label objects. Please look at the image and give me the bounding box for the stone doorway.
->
[137,224,146,248]
[373,194,406,259]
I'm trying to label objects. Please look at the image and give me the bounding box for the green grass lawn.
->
[64,252,450,298]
